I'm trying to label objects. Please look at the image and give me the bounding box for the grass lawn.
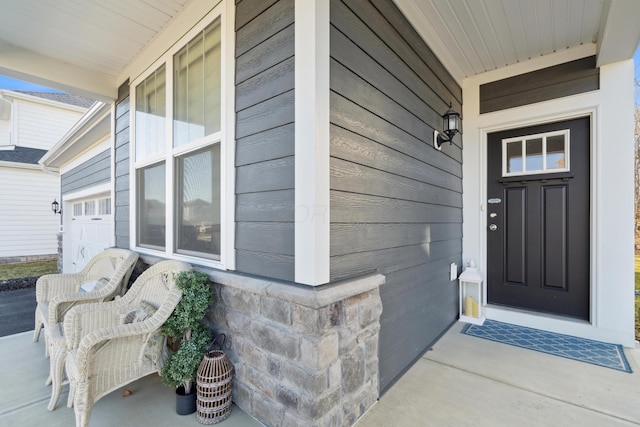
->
[0,260,58,280]
[636,256,640,341]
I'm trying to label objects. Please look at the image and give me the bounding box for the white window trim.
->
[129,1,235,270]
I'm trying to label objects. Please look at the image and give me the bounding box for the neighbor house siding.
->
[114,83,130,249]
[330,0,463,392]
[13,98,84,150]
[234,0,295,281]
[480,56,600,113]
[60,149,110,194]
[0,166,59,257]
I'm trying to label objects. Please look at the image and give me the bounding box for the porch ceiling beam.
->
[0,40,117,102]
[596,0,640,67]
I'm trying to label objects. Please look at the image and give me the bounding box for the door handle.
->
[489,224,497,231]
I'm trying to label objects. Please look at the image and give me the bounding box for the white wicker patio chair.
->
[60,260,191,427]
[33,248,139,355]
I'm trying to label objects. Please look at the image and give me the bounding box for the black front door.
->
[486,117,590,320]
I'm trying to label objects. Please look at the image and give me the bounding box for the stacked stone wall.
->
[206,272,384,426]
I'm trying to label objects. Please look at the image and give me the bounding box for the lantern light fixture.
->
[51,199,62,215]
[434,103,461,150]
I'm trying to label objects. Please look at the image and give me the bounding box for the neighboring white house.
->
[0,91,92,261]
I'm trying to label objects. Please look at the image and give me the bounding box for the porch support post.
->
[294,0,330,286]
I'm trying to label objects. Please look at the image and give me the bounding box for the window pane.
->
[98,198,111,215]
[135,66,166,160]
[174,18,221,147]
[525,138,543,171]
[138,163,166,249]
[84,201,95,216]
[547,135,566,170]
[506,141,523,173]
[176,146,220,258]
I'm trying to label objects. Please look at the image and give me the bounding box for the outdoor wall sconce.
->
[434,103,461,150]
[51,199,62,215]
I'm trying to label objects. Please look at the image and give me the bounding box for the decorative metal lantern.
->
[458,260,485,325]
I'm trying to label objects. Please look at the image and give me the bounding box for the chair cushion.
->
[79,277,110,293]
[123,301,157,324]
[143,332,165,364]
[123,301,164,364]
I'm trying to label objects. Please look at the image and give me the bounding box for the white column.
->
[294,0,330,286]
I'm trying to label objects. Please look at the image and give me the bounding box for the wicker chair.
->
[33,249,139,357]
[60,260,191,427]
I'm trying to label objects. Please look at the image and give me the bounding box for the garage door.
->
[71,196,113,272]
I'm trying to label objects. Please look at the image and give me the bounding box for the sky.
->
[0,75,61,92]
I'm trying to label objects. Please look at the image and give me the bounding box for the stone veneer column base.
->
[205,270,384,427]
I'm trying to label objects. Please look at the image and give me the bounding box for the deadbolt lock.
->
[489,224,497,231]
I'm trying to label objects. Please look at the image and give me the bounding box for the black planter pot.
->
[176,385,197,415]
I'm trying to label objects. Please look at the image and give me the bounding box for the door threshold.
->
[484,304,601,341]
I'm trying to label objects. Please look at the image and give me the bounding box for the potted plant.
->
[160,270,213,415]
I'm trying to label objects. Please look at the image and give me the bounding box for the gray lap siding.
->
[234,0,295,281]
[60,149,110,195]
[330,0,463,392]
[114,83,130,249]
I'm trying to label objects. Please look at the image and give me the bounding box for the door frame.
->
[476,104,599,328]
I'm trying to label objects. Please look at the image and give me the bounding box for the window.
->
[503,130,570,176]
[84,201,96,216]
[98,198,112,215]
[176,146,220,258]
[132,6,230,266]
[137,163,166,249]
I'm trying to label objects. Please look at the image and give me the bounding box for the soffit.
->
[393,0,640,84]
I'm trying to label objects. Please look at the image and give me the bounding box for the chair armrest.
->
[63,300,131,349]
[48,287,118,329]
[72,313,171,380]
[36,273,84,303]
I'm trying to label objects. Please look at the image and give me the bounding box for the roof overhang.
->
[0,1,638,98]
[596,0,640,67]
[40,102,110,171]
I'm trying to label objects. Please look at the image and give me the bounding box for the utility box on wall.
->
[458,260,485,325]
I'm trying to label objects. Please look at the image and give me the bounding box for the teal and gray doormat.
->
[461,320,632,373]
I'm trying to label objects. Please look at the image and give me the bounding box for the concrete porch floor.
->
[0,331,264,427]
[2,322,639,426]
[357,322,640,426]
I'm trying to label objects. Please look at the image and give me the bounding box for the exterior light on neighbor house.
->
[51,199,62,215]
[434,103,461,150]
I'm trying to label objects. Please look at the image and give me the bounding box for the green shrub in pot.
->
[160,270,213,395]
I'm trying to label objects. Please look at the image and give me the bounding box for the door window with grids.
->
[502,130,570,176]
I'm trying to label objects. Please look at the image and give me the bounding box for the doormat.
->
[461,320,632,373]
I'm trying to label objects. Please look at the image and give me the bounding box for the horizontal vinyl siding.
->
[0,120,9,146]
[14,100,84,150]
[480,56,599,113]
[330,0,463,392]
[61,149,110,195]
[0,166,59,257]
[114,84,130,249]
[234,0,295,282]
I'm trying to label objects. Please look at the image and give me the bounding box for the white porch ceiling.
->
[0,0,638,100]
[0,0,193,101]
[393,0,640,83]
